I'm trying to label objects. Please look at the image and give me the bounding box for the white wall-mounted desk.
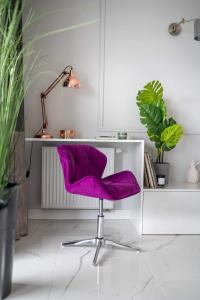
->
[26,138,144,234]
[26,138,200,234]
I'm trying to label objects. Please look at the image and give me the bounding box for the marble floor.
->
[7,219,200,300]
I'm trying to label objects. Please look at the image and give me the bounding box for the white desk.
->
[26,138,200,235]
[26,138,144,234]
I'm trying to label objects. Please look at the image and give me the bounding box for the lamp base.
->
[34,129,53,139]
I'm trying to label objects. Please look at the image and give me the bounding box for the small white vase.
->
[186,160,199,184]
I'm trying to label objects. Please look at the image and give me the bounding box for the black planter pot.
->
[0,184,18,299]
[0,207,7,300]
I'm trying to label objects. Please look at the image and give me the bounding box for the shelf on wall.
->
[144,182,200,192]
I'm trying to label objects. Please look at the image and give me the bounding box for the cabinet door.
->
[143,191,200,234]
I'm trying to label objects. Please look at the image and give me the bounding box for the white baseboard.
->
[28,209,135,220]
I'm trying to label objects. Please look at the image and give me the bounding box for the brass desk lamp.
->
[34,65,80,138]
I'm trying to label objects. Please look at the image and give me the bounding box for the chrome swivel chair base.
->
[62,237,141,265]
[61,199,141,265]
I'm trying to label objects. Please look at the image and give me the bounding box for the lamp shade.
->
[63,71,80,88]
[194,19,200,41]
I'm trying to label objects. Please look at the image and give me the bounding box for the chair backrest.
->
[57,145,107,187]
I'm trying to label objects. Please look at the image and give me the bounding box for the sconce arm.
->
[178,17,200,25]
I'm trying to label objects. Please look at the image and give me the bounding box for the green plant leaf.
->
[137,80,163,106]
[167,117,176,126]
[154,123,167,136]
[162,144,176,151]
[161,124,184,150]
[140,104,162,129]
[155,141,163,149]
[147,129,158,142]
[136,80,167,121]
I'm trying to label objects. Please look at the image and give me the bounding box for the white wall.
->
[24,0,200,209]
[100,0,200,133]
[24,0,100,139]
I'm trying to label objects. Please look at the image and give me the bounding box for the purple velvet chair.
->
[57,144,141,264]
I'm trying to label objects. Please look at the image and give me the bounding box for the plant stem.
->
[161,149,164,163]
[156,148,161,163]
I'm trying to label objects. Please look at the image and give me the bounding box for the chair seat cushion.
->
[67,171,140,201]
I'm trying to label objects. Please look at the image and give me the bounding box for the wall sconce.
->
[168,18,200,41]
[34,65,80,139]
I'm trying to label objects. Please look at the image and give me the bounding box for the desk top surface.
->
[25,138,144,143]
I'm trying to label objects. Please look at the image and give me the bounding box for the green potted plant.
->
[0,0,27,298]
[136,80,184,184]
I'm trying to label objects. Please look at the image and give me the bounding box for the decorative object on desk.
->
[186,160,200,184]
[157,175,166,187]
[34,65,80,139]
[144,152,157,188]
[137,80,184,184]
[168,17,200,41]
[60,129,76,139]
[117,132,127,140]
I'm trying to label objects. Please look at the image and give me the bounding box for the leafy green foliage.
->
[140,104,163,129]
[137,80,167,122]
[137,80,163,107]
[161,124,183,150]
[136,80,184,163]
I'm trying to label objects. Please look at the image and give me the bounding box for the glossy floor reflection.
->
[7,220,200,300]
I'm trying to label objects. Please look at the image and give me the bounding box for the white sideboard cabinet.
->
[143,183,200,234]
[26,138,144,234]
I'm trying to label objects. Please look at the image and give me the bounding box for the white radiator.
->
[41,147,114,209]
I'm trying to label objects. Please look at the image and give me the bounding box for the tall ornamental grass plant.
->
[0,0,28,203]
[0,0,98,207]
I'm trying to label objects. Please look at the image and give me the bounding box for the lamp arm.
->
[42,65,72,97]
[39,65,73,132]
[41,94,47,129]
[34,64,78,138]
